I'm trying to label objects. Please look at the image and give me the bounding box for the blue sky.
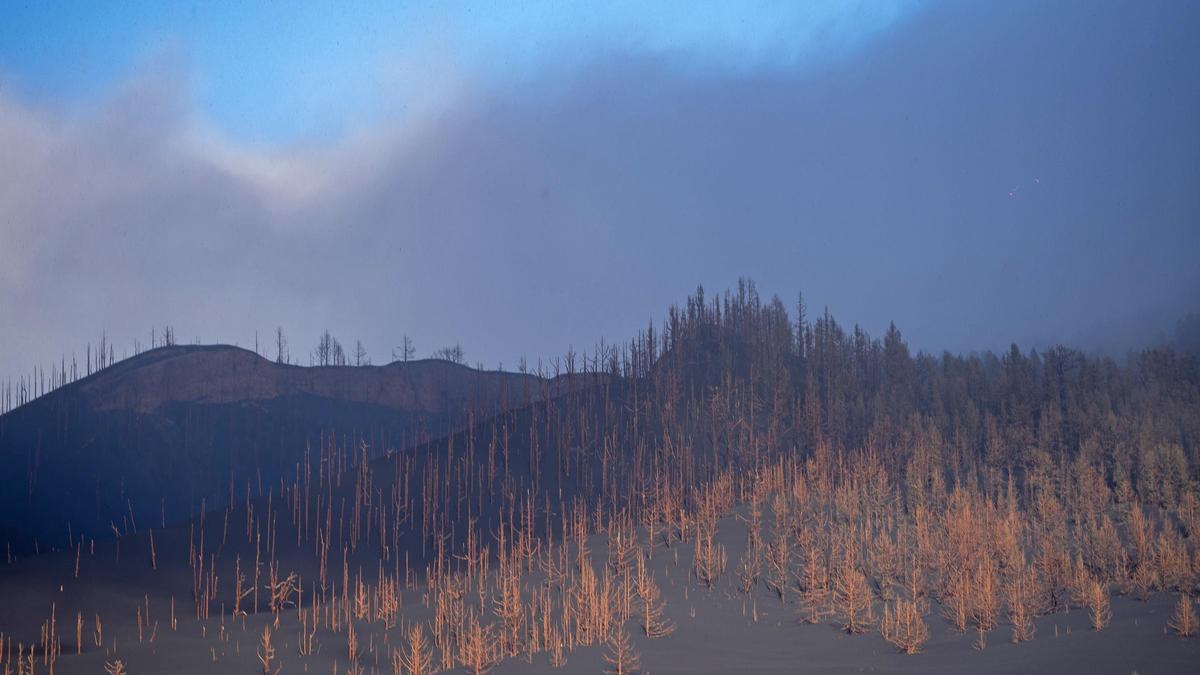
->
[0,0,1197,381]
[0,1,922,143]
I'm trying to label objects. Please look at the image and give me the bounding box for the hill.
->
[0,344,576,553]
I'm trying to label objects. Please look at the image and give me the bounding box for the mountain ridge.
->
[0,343,599,552]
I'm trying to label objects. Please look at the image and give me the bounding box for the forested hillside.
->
[2,281,1199,674]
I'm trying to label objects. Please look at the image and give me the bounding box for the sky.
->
[1,0,1198,381]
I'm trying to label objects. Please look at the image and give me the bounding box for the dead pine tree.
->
[258,625,279,675]
[604,628,641,675]
[1168,593,1196,637]
[736,544,759,596]
[766,534,792,602]
[796,536,831,624]
[394,624,433,674]
[739,492,764,559]
[458,613,498,675]
[970,558,999,636]
[347,620,367,675]
[493,565,524,658]
[1086,577,1111,631]
[881,599,929,654]
[693,527,727,590]
[298,608,318,657]
[267,569,299,627]
[608,521,638,578]
[765,494,792,602]
[942,567,971,633]
[637,554,676,638]
[104,660,128,675]
[833,555,872,634]
[549,626,568,669]
[1005,561,1037,644]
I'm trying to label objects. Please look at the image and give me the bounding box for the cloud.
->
[0,0,928,145]
[418,0,925,81]
[0,0,1197,387]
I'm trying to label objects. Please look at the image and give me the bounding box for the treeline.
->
[306,277,1200,599]
[638,279,1199,510]
[0,325,447,415]
[0,330,127,416]
[471,279,1200,520]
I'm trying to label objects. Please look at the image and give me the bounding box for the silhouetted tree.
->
[314,330,346,366]
[393,335,415,362]
[274,327,288,364]
[433,344,465,365]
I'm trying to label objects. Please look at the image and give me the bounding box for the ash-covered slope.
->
[0,345,554,553]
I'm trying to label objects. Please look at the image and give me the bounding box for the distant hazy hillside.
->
[0,345,566,553]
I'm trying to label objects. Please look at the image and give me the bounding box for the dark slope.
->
[0,345,559,553]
